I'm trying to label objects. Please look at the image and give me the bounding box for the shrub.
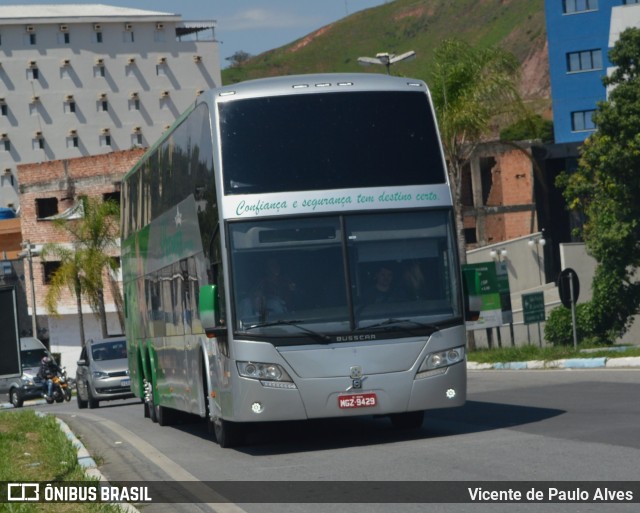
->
[544,302,593,346]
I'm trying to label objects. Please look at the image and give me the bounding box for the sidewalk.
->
[467,356,640,370]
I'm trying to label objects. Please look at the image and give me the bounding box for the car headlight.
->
[416,346,465,379]
[93,371,109,379]
[237,361,296,389]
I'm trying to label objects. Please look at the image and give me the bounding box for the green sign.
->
[462,262,502,330]
[522,291,545,324]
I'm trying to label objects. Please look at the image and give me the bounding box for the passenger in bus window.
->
[241,258,297,319]
[401,261,426,300]
[368,265,397,303]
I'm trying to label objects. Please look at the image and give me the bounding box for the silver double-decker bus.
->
[121,73,466,447]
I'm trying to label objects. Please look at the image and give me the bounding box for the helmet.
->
[42,356,51,364]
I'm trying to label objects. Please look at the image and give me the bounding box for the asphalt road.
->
[9,369,640,513]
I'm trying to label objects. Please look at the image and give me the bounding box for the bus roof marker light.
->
[292,84,309,89]
[337,81,354,86]
[407,82,422,87]
[315,82,331,88]
[219,91,236,97]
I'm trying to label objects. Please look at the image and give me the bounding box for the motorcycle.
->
[44,367,72,404]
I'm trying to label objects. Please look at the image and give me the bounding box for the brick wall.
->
[17,149,144,315]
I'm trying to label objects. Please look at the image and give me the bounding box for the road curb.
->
[467,356,640,370]
[35,412,140,513]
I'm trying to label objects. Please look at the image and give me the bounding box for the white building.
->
[0,4,220,209]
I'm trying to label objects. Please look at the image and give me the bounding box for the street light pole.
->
[20,240,38,338]
[357,51,416,75]
[528,232,547,285]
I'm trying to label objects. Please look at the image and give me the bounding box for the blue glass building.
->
[545,0,637,143]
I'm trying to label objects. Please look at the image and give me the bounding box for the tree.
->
[42,197,123,341]
[428,39,525,265]
[226,50,252,67]
[42,245,90,346]
[558,27,640,341]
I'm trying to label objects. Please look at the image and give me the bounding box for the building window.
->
[36,197,58,219]
[1,104,6,116]
[100,133,112,147]
[64,100,76,114]
[156,64,167,76]
[2,139,9,152]
[43,261,61,285]
[572,110,596,132]
[567,49,602,72]
[67,135,79,148]
[100,100,108,112]
[93,31,103,43]
[623,0,639,4]
[28,33,37,45]
[563,0,598,13]
[129,98,140,111]
[27,67,39,80]
[57,32,70,44]
[103,191,120,204]
[33,136,44,150]
[123,31,134,43]
[94,65,106,78]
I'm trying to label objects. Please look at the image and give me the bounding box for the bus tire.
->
[214,418,243,448]
[156,405,175,426]
[390,411,424,430]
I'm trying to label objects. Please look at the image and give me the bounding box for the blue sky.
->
[19,0,390,66]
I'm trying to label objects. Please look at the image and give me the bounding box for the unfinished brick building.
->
[462,141,543,248]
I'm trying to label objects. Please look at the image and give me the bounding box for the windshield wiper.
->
[244,319,332,343]
[357,318,440,335]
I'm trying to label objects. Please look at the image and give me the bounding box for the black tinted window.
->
[219,91,446,194]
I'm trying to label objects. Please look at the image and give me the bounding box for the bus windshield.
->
[219,91,447,195]
[229,210,460,343]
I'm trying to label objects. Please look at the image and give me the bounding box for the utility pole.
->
[20,240,38,338]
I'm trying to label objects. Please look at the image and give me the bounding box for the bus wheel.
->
[214,418,243,448]
[390,411,424,430]
[156,405,175,426]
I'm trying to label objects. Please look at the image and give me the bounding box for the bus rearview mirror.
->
[199,284,219,332]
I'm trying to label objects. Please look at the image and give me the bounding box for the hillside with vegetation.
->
[222,0,549,112]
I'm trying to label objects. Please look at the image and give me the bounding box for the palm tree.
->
[41,245,91,345]
[428,39,525,265]
[43,197,123,340]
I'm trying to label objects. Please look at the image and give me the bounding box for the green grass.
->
[0,410,124,512]
[467,344,640,364]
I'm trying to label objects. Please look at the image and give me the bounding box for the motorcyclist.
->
[37,356,59,399]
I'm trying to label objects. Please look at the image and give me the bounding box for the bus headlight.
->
[237,361,295,385]
[416,346,465,379]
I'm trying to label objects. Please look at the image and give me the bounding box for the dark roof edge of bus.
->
[122,101,198,182]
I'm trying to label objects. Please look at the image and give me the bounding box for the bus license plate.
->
[121,379,130,387]
[338,393,377,409]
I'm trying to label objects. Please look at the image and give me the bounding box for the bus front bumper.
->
[226,361,466,423]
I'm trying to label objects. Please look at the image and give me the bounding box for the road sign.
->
[522,291,545,324]
[461,262,502,330]
[558,268,580,308]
